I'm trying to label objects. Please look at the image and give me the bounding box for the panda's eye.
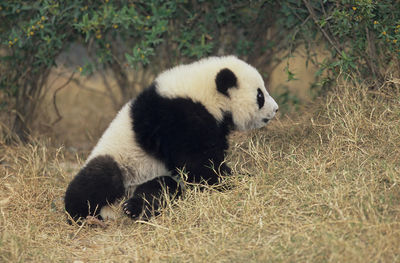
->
[257,88,265,109]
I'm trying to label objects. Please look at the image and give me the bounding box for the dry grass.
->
[1,81,400,262]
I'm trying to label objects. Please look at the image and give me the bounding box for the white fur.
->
[155,56,278,131]
[86,102,170,196]
[99,205,117,220]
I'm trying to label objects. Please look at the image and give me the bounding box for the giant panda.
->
[64,56,279,223]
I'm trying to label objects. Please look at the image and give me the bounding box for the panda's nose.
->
[262,118,269,123]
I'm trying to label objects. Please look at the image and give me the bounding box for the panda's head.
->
[155,56,278,131]
[214,57,279,131]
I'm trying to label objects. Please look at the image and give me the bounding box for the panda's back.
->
[86,100,170,193]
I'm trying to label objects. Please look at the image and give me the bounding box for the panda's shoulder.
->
[131,84,218,132]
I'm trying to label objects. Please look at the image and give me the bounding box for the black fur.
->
[257,88,265,109]
[64,155,125,222]
[215,68,237,97]
[122,176,183,220]
[132,84,233,185]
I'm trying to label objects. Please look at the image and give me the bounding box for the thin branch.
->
[71,79,110,96]
[302,0,342,56]
[365,26,379,80]
[319,0,336,42]
[51,71,76,125]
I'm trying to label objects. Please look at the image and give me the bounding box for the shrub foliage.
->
[1,0,399,140]
[0,0,287,141]
[280,0,400,90]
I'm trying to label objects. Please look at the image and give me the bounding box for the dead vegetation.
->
[1,80,399,262]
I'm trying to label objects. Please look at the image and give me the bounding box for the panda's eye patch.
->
[257,88,265,109]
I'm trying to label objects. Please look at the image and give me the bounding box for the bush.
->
[1,1,399,141]
[0,0,290,141]
[0,1,82,141]
[278,0,400,92]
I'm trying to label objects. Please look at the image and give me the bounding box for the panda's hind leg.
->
[64,155,125,223]
[123,176,183,220]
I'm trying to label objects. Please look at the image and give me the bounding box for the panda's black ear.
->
[216,68,237,97]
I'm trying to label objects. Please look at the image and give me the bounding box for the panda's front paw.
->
[122,197,144,220]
